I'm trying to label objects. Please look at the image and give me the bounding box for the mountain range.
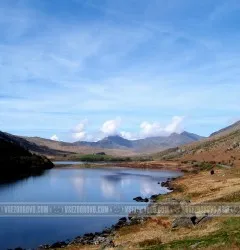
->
[0,130,204,156]
[73,131,204,152]
[1,120,239,161]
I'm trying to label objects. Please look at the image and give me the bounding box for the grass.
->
[213,191,240,202]
[70,153,132,162]
[139,218,240,250]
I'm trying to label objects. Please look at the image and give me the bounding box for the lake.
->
[0,166,181,249]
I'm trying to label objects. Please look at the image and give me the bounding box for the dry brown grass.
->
[54,165,240,250]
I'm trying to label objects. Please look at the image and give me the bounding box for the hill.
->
[153,121,240,167]
[0,131,69,156]
[0,131,54,182]
[24,136,135,157]
[210,120,240,137]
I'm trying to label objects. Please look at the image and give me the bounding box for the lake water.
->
[53,161,85,165]
[0,166,181,249]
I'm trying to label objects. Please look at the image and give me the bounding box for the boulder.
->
[172,217,194,228]
[119,217,127,223]
[133,196,149,202]
[50,241,67,248]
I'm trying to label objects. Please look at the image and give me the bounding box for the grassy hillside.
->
[152,125,240,167]
[0,132,54,182]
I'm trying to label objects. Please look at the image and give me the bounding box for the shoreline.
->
[31,163,183,250]
[53,160,189,172]
[9,160,239,249]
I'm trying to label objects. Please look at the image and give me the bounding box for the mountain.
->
[210,120,240,137]
[73,135,133,149]
[0,131,54,182]
[153,121,240,166]
[24,136,135,156]
[73,131,204,153]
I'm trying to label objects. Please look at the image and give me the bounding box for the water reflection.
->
[0,167,181,249]
[71,176,85,196]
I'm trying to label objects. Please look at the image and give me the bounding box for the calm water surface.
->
[53,161,85,165]
[0,166,181,249]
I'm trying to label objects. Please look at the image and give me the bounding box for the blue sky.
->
[0,0,240,141]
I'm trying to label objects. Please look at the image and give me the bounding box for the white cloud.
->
[100,117,121,136]
[140,122,163,137]
[73,131,86,140]
[120,131,137,140]
[139,116,185,138]
[165,116,185,134]
[72,119,88,140]
[50,134,59,141]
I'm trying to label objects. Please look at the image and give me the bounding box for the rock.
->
[96,152,106,155]
[50,241,67,248]
[93,236,106,244]
[133,196,149,202]
[172,213,211,228]
[210,170,214,175]
[150,194,158,201]
[190,215,197,225]
[161,179,174,190]
[102,228,112,234]
[84,233,95,238]
[195,214,212,225]
[37,244,51,249]
[119,217,127,223]
[101,238,115,249]
[129,216,146,225]
[163,198,190,215]
[150,194,158,199]
[133,196,143,202]
[113,219,127,229]
[172,217,194,228]
[190,242,203,249]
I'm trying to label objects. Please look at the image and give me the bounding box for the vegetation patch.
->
[71,154,132,162]
[140,218,240,250]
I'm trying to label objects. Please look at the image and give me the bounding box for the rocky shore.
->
[37,216,148,250]
[8,175,179,250]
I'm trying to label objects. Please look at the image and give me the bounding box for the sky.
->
[0,0,240,142]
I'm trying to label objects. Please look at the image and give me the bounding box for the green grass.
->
[71,153,132,162]
[140,218,240,250]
